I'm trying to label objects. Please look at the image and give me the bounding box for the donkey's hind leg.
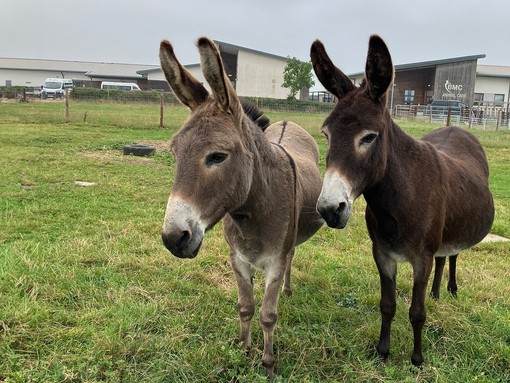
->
[447,254,458,297]
[230,251,255,350]
[430,256,446,299]
[283,248,295,296]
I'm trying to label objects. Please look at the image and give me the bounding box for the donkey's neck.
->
[365,120,426,202]
[232,119,292,216]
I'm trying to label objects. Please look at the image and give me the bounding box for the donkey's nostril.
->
[177,230,190,247]
[337,202,347,214]
[317,201,350,229]
[162,229,191,254]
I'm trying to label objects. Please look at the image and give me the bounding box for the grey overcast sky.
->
[1,0,509,76]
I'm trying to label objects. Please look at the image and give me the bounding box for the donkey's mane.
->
[241,100,270,131]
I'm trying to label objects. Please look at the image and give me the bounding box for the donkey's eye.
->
[205,152,228,166]
[360,133,378,145]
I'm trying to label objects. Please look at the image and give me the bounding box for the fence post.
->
[446,107,451,126]
[64,88,70,123]
[159,93,164,128]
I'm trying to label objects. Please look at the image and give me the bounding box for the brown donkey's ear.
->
[159,40,208,110]
[310,39,355,100]
[365,35,394,102]
[197,37,243,121]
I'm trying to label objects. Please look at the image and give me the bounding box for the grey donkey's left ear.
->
[197,37,243,119]
[159,40,208,110]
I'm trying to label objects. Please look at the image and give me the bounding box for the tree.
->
[282,57,315,100]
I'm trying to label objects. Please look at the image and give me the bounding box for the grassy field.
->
[0,100,509,382]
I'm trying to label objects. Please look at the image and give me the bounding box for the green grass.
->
[0,100,509,382]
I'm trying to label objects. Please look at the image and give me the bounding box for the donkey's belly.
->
[387,243,466,263]
[433,243,468,258]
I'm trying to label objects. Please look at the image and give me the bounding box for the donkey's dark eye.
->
[360,133,378,145]
[205,152,228,166]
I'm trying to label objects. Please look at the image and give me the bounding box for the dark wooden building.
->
[350,54,485,107]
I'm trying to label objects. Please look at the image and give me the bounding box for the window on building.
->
[495,94,505,106]
[404,89,415,105]
[474,93,484,105]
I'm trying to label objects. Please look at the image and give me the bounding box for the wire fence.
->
[3,86,509,131]
[1,86,336,114]
[393,104,510,130]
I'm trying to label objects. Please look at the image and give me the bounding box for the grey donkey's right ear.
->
[159,40,208,110]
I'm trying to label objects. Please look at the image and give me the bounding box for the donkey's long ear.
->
[310,40,355,100]
[159,40,208,110]
[197,37,243,120]
[365,35,394,102]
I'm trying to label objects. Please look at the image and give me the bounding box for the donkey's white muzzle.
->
[162,197,205,259]
[316,170,354,229]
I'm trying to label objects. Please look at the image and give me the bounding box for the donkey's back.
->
[265,121,323,245]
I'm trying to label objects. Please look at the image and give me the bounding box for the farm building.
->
[0,57,159,91]
[0,40,290,99]
[140,40,290,99]
[348,55,510,108]
[1,41,509,104]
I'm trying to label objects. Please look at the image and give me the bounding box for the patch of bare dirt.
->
[481,234,510,243]
[80,140,170,166]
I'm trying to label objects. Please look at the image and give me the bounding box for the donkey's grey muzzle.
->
[162,198,205,258]
[316,170,353,229]
[317,201,351,229]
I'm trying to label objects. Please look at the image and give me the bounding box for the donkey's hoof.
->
[411,355,424,367]
[447,287,458,298]
[262,362,276,379]
[376,346,389,362]
[283,287,293,297]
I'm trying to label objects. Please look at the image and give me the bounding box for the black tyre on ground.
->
[123,144,156,156]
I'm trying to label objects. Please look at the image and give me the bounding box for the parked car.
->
[41,78,74,99]
[100,81,141,91]
[424,99,468,117]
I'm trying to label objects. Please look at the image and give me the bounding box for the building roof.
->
[0,57,92,72]
[85,63,159,79]
[349,54,487,77]
[0,57,159,79]
[395,54,486,71]
[477,65,510,78]
[214,40,288,61]
[137,40,288,76]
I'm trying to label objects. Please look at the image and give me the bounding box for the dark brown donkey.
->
[311,35,494,366]
[160,37,323,376]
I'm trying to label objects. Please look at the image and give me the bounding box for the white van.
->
[41,78,74,99]
[100,81,141,91]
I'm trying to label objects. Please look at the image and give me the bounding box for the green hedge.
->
[70,88,178,103]
[241,96,334,113]
[0,86,27,99]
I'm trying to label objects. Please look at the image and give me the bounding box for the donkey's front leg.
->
[373,246,397,361]
[260,258,286,377]
[409,255,433,366]
[230,252,255,350]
